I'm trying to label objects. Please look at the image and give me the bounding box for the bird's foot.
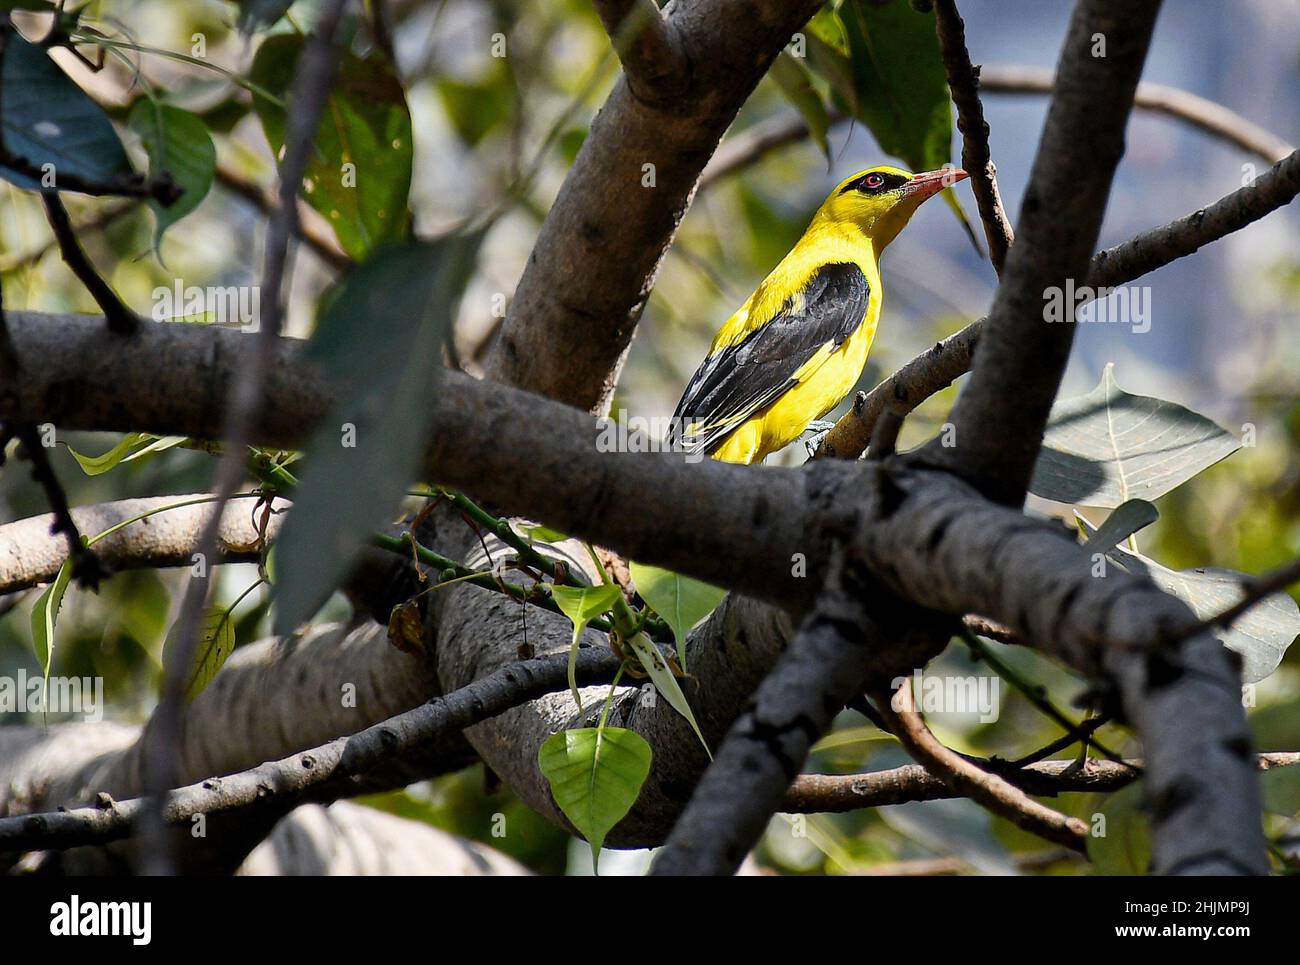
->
[802,420,838,459]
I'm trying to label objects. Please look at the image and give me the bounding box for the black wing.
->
[670,262,871,455]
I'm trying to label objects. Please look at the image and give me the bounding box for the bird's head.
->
[814,164,969,250]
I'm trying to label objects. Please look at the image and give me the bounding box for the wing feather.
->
[670,262,871,455]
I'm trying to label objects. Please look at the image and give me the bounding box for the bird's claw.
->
[802,420,838,459]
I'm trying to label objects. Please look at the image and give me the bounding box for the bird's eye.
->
[863,173,885,189]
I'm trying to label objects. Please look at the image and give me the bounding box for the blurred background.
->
[1,0,1297,874]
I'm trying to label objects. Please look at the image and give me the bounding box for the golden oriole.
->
[670,165,968,464]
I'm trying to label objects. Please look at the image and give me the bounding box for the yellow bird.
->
[670,165,968,464]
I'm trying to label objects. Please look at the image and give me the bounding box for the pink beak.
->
[902,167,969,200]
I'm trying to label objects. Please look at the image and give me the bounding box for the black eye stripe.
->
[840,171,911,195]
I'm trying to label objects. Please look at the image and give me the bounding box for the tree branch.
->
[782,753,1300,813]
[591,0,687,100]
[873,677,1088,853]
[935,0,1164,504]
[648,561,952,875]
[819,143,1300,461]
[979,64,1296,165]
[698,65,1294,191]
[486,0,825,412]
[0,494,285,594]
[39,193,140,334]
[0,650,618,857]
[934,0,1014,274]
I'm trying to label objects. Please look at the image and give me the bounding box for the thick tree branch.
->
[1,310,840,611]
[936,0,1164,504]
[591,0,687,100]
[851,462,1267,874]
[649,561,951,875]
[934,0,1014,274]
[486,0,825,412]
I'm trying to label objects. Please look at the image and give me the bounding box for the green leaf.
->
[1081,499,1158,554]
[538,726,652,870]
[436,75,513,148]
[834,0,953,172]
[517,523,568,545]
[272,236,480,636]
[1088,782,1150,875]
[128,102,216,246]
[0,26,135,191]
[66,433,186,476]
[167,606,237,701]
[624,631,711,758]
[1031,364,1241,507]
[1080,519,1300,684]
[1115,554,1299,685]
[769,52,831,161]
[628,561,725,672]
[251,35,412,259]
[551,583,623,716]
[30,558,72,676]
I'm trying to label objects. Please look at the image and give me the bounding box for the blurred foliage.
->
[0,0,1297,876]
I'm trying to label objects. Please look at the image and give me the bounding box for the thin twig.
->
[0,650,622,855]
[782,752,1300,813]
[979,64,1295,165]
[138,0,354,876]
[40,193,139,334]
[818,147,1300,460]
[1184,555,1300,639]
[873,678,1090,854]
[214,162,351,271]
[698,66,1293,191]
[961,627,1131,766]
[934,0,1014,274]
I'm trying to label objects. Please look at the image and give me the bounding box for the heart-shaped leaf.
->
[128,102,216,246]
[0,26,134,191]
[628,561,725,672]
[538,726,652,871]
[1031,364,1241,507]
[272,236,480,635]
[551,583,623,716]
[1079,519,1299,684]
[251,34,412,260]
[624,631,710,758]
